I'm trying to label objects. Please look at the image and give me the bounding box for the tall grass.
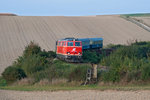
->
[100,41,150,83]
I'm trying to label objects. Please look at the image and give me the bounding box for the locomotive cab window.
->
[64,42,66,46]
[62,42,64,46]
[68,42,73,46]
[58,42,61,46]
[75,42,81,46]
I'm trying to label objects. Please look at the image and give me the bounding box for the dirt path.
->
[0,90,150,100]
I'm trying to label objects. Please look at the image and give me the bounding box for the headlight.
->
[67,52,70,54]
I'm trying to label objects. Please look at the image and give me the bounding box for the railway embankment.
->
[121,15,150,32]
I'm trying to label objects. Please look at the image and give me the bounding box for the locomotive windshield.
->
[68,42,73,46]
[75,42,81,46]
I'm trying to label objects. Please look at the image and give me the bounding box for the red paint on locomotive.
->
[56,40,82,61]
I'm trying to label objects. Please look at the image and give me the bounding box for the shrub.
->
[68,65,90,81]
[82,51,101,64]
[39,50,56,58]
[23,41,41,57]
[12,41,56,77]
[2,66,26,84]
[127,70,141,82]
[105,44,124,49]
[31,69,52,82]
[30,60,91,83]
[18,54,49,76]
[141,62,150,80]
[47,51,56,58]
[102,67,120,82]
[0,77,7,86]
[100,41,150,82]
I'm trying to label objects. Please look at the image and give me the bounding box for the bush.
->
[68,65,90,81]
[12,41,56,77]
[39,51,56,58]
[31,60,90,82]
[31,69,52,82]
[0,77,7,86]
[105,44,124,49]
[82,51,101,64]
[23,41,41,57]
[2,66,26,84]
[127,70,141,82]
[102,67,120,82]
[18,54,49,76]
[141,62,150,80]
[31,60,71,82]
[23,41,56,59]
[100,41,150,83]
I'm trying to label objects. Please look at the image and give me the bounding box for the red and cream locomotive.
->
[56,37,103,62]
[56,38,82,62]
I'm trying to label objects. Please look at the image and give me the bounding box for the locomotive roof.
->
[58,37,76,41]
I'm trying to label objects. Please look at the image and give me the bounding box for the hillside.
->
[132,17,150,27]
[0,15,150,74]
[122,13,150,31]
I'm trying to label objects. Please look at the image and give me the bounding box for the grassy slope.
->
[122,13,150,17]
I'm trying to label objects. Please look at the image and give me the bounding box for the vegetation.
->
[1,41,90,85]
[1,84,150,91]
[2,66,26,84]
[122,13,150,17]
[82,50,102,64]
[100,41,150,83]
[0,77,7,86]
[1,41,150,89]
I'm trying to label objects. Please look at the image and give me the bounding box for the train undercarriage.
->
[57,54,82,63]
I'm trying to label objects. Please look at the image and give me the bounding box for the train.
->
[56,37,103,62]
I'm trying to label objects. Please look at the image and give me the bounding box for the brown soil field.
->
[0,90,150,100]
[0,15,150,74]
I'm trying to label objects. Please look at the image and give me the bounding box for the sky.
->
[0,0,150,16]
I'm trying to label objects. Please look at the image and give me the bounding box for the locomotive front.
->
[56,38,82,62]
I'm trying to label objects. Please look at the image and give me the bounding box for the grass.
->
[122,13,150,17]
[1,84,150,91]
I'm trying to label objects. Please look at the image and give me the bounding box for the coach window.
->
[75,42,81,46]
[68,42,73,46]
